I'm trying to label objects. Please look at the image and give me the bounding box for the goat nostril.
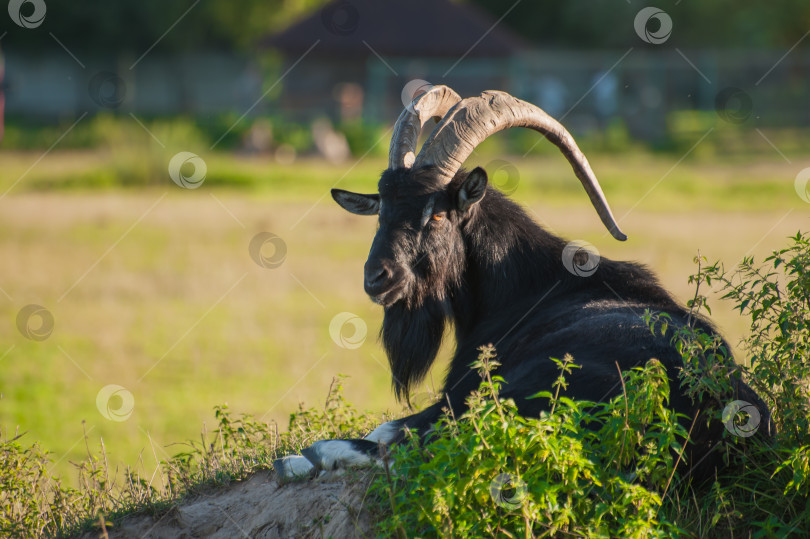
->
[365,264,389,287]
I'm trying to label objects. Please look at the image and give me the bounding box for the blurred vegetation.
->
[474,0,810,49]
[1,114,807,229]
[0,0,329,54]
[0,113,392,188]
[2,113,809,191]
[2,0,809,54]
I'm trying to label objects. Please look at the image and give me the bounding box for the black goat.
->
[274,86,770,481]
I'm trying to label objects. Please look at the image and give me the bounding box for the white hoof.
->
[302,440,377,471]
[274,455,315,483]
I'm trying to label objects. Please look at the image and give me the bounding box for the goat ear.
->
[331,189,380,216]
[457,167,488,212]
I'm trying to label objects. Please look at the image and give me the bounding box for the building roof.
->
[263,0,525,58]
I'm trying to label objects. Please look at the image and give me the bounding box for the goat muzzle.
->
[364,260,405,305]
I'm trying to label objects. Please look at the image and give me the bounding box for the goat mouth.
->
[368,285,406,307]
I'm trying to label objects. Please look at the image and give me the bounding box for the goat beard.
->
[381,296,447,403]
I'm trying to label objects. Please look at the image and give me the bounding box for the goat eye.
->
[431,213,444,222]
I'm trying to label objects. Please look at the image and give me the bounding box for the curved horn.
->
[415,91,627,241]
[388,85,462,170]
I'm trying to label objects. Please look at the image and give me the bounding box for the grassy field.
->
[1,147,808,486]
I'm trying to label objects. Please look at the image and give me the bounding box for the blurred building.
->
[262,0,525,123]
[1,51,261,119]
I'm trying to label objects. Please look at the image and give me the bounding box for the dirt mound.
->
[81,471,376,539]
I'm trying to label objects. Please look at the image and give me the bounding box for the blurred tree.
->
[1,0,808,55]
[0,0,329,55]
[471,0,810,49]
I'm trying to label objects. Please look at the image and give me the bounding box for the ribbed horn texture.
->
[388,85,462,170]
[414,90,627,241]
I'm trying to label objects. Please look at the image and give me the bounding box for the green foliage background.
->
[3,0,810,55]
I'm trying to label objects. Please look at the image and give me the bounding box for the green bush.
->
[373,348,685,538]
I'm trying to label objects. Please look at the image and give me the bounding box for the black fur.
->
[382,297,447,402]
[331,165,772,478]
